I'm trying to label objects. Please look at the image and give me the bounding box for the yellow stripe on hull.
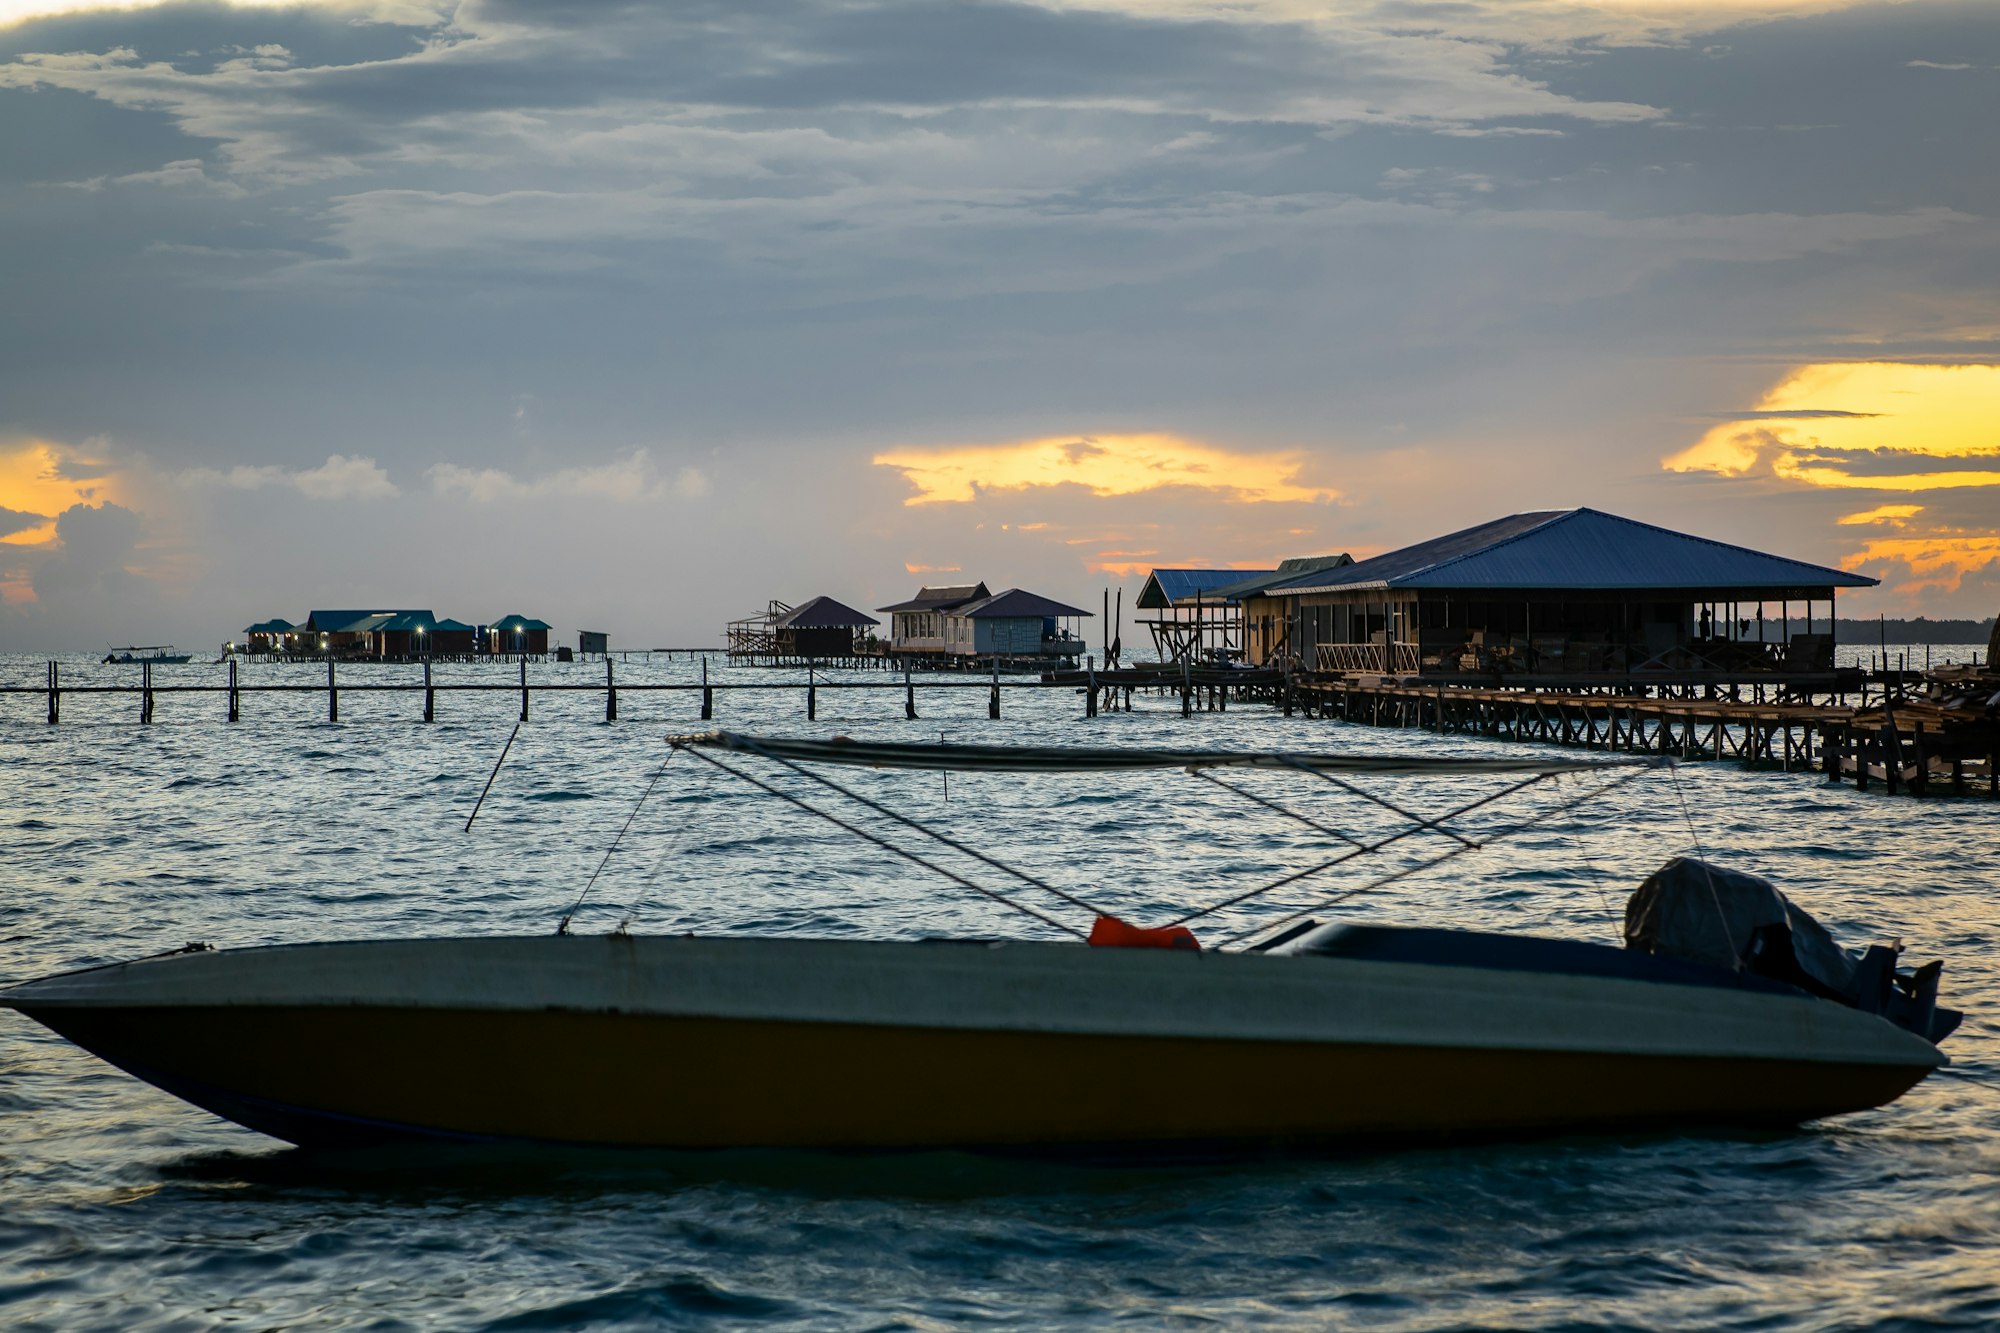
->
[35,1004,1932,1151]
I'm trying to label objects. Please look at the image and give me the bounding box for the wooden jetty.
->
[10,654,1993,801]
[1293,677,1998,799]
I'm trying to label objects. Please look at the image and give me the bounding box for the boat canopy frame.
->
[619,732,1672,951]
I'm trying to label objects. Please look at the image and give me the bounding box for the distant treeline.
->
[1777,617,1997,644]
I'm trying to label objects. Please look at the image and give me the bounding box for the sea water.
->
[1,650,1996,1332]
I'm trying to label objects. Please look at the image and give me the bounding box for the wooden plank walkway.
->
[1296,679,1998,799]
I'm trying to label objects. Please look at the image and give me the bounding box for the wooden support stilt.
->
[702,656,713,720]
[1085,657,1097,718]
[808,660,818,721]
[227,658,239,722]
[424,661,435,723]
[605,657,617,722]
[141,661,154,723]
[519,658,529,722]
[46,660,58,724]
[988,656,1000,719]
[326,660,338,723]
[904,658,916,720]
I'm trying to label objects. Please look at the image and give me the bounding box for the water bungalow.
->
[242,619,296,653]
[426,618,478,656]
[1134,569,1265,665]
[298,609,435,656]
[776,596,879,658]
[948,588,1091,658]
[877,584,992,655]
[1253,507,1873,684]
[486,615,552,657]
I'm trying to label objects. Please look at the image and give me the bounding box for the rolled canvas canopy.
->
[668,730,1663,776]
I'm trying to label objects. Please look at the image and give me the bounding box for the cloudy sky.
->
[2,0,1996,650]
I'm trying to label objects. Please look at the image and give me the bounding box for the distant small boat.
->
[102,645,192,664]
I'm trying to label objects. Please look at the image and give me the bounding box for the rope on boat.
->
[724,733,1113,921]
[1666,762,1740,968]
[1280,757,1479,849]
[675,745,1086,939]
[1217,766,1657,949]
[1190,770,1369,850]
[1548,771,1625,943]
[464,722,521,833]
[1163,772,1556,928]
[557,748,677,936]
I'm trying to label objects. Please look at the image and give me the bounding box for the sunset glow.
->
[1666,363,2000,488]
[0,441,121,547]
[874,434,1336,507]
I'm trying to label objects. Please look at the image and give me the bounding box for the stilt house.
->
[1262,508,1875,681]
[878,583,991,655]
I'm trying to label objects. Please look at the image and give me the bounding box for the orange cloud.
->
[1839,534,2000,599]
[874,433,1336,507]
[0,440,125,547]
[1837,503,1925,527]
[1665,363,2000,490]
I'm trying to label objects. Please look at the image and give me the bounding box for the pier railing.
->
[3,658,1287,726]
[1316,642,1422,674]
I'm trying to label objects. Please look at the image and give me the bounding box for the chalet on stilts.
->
[1261,507,1875,686]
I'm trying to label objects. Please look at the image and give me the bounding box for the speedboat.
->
[0,733,1958,1153]
[101,645,192,664]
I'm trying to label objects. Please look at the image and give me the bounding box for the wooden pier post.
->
[701,656,713,721]
[423,661,435,723]
[141,661,154,724]
[518,658,529,722]
[1181,659,1191,718]
[605,657,617,723]
[45,660,58,724]
[327,660,337,722]
[1281,661,1293,717]
[1085,656,1098,718]
[988,656,1000,720]
[227,658,239,722]
[904,657,916,720]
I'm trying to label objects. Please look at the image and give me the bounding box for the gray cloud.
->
[30,500,144,602]
[0,503,49,538]
[0,0,1997,646]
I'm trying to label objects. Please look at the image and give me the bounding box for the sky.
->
[1,0,1996,650]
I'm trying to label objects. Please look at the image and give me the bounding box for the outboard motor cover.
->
[1626,857,1855,991]
[1626,857,1959,1044]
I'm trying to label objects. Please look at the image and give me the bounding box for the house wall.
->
[891,611,948,652]
[781,626,856,658]
[972,618,1044,655]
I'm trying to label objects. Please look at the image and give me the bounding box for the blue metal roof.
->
[1136,568,1272,609]
[960,588,1092,619]
[1272,508,1876,594]
[303,609,434,633]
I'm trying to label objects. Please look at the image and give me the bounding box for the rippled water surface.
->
[2,651,1996,1331]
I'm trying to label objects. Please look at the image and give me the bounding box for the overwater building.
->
[1246,507,1874,682]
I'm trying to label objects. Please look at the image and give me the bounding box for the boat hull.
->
[1,935,1946,1152]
